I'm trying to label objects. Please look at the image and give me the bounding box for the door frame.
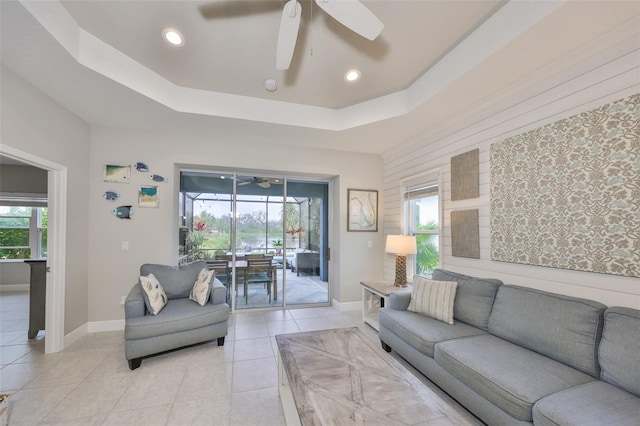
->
[0,145,66,353]
[178,167,333,311]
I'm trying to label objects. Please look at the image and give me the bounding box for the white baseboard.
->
[64,323,88,348]
[0,284,29,292]
[88,320,124,333]
[63,320,124,348]
[332,299,360,312]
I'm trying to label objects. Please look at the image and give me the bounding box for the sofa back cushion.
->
[432,269,503,331]
[140,261,207,300]
[598,307,640,397]
[488,285,606,377]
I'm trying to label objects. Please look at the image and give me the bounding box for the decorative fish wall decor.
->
[103,190,119,202]
[135,162,149,172]
[150,174,168,183]
[113,205,133,219]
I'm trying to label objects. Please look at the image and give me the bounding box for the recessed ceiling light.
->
[162,28,184,47]
[345,69,361,82]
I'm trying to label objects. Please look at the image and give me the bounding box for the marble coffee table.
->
[276,327,477,426]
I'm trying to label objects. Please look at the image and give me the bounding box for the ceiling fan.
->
[276,0,384,70]
[200,0,384,71]
[237,177,282,188]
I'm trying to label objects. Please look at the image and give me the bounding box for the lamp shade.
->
[385,235,417,255]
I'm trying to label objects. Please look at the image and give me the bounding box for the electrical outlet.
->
[121,296,127,305]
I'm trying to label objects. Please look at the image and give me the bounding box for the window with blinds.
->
[404,177,440,276]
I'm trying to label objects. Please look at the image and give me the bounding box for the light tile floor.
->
[0,291,479,425]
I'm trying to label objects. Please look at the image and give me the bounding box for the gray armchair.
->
[124,261,230,370]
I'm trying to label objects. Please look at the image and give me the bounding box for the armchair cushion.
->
[140,261,207,299]
[189,268,213,306]
[139,273,168,315]
[125,298,229,341]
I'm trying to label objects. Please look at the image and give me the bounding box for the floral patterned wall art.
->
[490,93,640,277]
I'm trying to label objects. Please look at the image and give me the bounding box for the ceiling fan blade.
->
[258,182,271,189]
[314,0,383,41]
[276,0,302,70]
[238,181,251,186]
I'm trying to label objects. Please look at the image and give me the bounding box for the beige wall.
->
[1,66,385,329]
[1,67,91,333]
[87,126,384,321]
[382,45,640,309]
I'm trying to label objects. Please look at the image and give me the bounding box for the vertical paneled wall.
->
[382,44,640,308]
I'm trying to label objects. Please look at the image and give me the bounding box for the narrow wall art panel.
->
[451,148,479,201]
[490,93,640,277]
[451,209,480,259]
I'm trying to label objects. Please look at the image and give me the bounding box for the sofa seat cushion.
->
[379,308,486,357]
[125,298,229,341]
[533,381,640,426]
[434,334,595,422]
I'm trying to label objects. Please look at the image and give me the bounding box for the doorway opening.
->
[179,171,329,311]
[0,146,66,353]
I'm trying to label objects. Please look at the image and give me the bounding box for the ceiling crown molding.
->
[19,0,563,131]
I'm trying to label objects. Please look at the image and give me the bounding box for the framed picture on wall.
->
[138,186,159,208]
[103,164,131,183]
[347,189,378,232]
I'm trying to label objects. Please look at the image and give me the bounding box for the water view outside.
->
[186,195,306,260]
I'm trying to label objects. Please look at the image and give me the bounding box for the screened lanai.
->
[179,171,328,310]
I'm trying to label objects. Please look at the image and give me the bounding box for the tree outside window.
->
[404,180,440,276]
[0,206,48,259]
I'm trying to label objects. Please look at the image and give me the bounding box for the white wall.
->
[382,42,640,309]
[87,126,384,321]
[1,67,91,333]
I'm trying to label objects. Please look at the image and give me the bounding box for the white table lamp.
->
[385,235,417,287]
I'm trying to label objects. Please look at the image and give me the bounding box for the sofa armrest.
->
[210,277,227,305]
[125,284,146,319]
[388,289,412,311]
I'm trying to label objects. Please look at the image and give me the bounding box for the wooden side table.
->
[360,281,408,331]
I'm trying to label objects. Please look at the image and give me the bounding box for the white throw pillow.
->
[139,273,168,315]
[407,276,458,324]
[189,268,213,306]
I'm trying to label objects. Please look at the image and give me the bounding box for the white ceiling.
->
[1,1,639,153]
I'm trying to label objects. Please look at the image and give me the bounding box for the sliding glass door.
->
[179,171,329,311]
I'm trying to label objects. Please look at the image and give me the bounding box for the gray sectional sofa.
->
[378,269,640,425]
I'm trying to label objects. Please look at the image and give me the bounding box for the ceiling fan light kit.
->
[276,0,384,70]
